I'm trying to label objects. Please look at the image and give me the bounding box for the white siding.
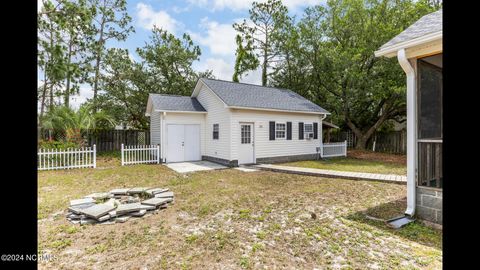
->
[150,111,161,145]
[230,109,323,161]
[163,113,206,158]
[196,84,231,160]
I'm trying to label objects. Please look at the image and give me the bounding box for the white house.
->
[145,78,330,166]
[375,9,442,225]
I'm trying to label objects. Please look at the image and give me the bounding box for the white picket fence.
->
[321,141,347,158]
[38,145,96,170]
[121,144,160,166]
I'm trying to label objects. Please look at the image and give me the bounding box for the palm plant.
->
[42,104,115,146]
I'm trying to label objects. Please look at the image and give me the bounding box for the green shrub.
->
[38,140,81,150]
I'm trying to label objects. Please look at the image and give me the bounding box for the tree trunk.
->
[355,136,369,150]
[262,48,267,86]
[64,41,73,107]
[92,13,106,113]
[262,26,268,86]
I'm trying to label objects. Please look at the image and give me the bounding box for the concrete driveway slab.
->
[165,161,227,173]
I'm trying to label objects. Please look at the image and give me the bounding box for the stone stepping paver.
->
[141,197,171,207]
[254,164,406,184]
[154,191,174,198]
[66,187,174,225]
[80,203,116,219]
[70,198,96,206]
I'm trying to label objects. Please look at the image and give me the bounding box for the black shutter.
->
[313,122,318,139]
[286,122,292,140]
[298,122,304,140]
[269,121,275,140]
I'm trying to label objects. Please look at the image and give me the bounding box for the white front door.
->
[166,124,201,163]
[238,123,254,164]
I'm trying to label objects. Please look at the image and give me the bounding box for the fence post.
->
[157,144,160,164]
[121,144,125,166]
[93,144,97,168]
[344,140,347,156]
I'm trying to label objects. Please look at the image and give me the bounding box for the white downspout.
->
[319,114,327,158]
[161,112,167,163]
[397,49,416,217]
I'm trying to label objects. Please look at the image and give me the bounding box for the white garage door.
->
[166,124,201,163]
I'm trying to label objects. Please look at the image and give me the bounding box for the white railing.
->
[121,144,160,166]
[321,141,347,158]
[38,145,96,170]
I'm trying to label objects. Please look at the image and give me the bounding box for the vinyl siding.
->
[230,109,323,161]
[196,84,231,160]
[150,111,161,145]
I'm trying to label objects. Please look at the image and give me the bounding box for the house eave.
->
[153,109,207,114]
[228,106,330,115]
[375,31,442,58]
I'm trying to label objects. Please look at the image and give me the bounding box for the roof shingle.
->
[380,9,442,50]
[199,78,328,114]
[149,94,206,112]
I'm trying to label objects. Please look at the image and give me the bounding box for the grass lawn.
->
[280,150,407,175]
[38,155,440,269]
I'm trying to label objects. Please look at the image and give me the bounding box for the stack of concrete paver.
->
[67,187,174,225]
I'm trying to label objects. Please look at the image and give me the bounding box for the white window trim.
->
[304,123,314,139]
[275,122,287,140]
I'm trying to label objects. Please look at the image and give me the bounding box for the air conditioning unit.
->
[305,132,314,139]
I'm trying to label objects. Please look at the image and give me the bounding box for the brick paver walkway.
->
[254,164,406,184]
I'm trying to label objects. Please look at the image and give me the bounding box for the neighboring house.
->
[145,78,329,166]
[375,9,442,225]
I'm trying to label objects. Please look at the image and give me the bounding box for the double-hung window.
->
[275,123,286,139]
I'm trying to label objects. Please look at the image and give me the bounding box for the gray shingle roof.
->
[200,78,328,114]
[380,9,442,50]
[149,94,206,112]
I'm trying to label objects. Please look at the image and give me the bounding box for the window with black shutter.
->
[286,122,292,140]
[213,124,219,139]
[269,121,275,140]
[298,122,304,140]
[313,122,318,139]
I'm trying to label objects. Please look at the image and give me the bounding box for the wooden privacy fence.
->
[40,129,150,152]
[321,141,347,158]
[369,130,406,154]
[121,144,160,166]
[38,145,96,170]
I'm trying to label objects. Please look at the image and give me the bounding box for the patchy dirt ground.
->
[348,150,406,166]
[281,150,406,175]
[38,157,440,269]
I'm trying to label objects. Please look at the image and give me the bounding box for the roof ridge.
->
[200,77,294,92]
[149,93,192,98]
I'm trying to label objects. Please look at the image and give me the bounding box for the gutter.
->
[397,49,416,217]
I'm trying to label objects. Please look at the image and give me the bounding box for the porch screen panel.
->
[418,60,442,140]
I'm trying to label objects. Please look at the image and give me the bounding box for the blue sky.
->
[39,0,326,108]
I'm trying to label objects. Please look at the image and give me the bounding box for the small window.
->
[304,123,314,139]
[275,123,286,139]
[304,123,313,133]
[213,124,219,140]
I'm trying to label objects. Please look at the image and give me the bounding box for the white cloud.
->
[136,3,179,33]
[189,18,237,56]
[195,57,233,80]
[70,86,94,110]
[194,56,262,85]
[188,0,324,12]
